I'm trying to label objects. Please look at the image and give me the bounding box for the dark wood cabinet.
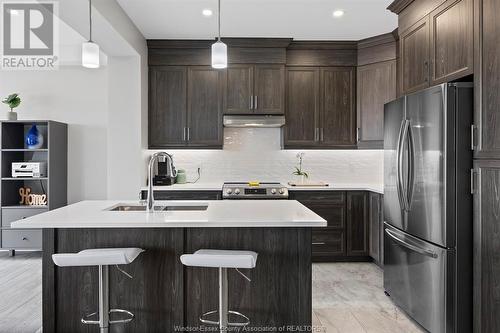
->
[226,65,253,114]
[149,66,223,149]
[285,67,356,149]
[400,16,430,94]
[290,190,372,262]
[368,193,383,266]
[284,67,320,147]
[140,190,222,201]
[149,66,187,148]
[320,67,356,147]
[473,160,500,333]
[225,64,284,115]
[356,61,396,148]
[474,0,500,159]
[429,0,473,85]
[346,192,369,257]
[396,0,473,95]
[187,67,224,147]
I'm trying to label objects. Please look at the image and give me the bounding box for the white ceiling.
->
[116,0,398,41]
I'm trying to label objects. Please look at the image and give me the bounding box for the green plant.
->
[292,152,309,178]
[2,93,21,112]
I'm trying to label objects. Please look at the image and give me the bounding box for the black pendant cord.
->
[88,0,92,42]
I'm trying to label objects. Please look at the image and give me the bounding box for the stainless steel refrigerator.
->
[383,83,472,333]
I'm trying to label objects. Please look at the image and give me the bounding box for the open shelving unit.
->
[0,120,67,255]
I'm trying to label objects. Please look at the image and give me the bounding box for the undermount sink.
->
[106,204,208,212]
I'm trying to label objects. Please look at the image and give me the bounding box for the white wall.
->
[0,67,109,203]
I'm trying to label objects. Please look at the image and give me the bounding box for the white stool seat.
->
[52,248,144,267]
[180,249,258,269]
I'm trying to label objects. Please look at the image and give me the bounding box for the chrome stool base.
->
[82,308,134,325]
[200,310,250,327]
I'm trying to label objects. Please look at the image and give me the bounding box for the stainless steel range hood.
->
[223,115,285,128]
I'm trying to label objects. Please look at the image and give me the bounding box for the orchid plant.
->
[292,152,309,178]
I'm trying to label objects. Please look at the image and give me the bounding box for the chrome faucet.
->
[147,152,176,212]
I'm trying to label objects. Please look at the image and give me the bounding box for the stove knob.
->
[226,188,233,195]
[234,188,241,195]
[271,188,277,194]
[279,188,286,194]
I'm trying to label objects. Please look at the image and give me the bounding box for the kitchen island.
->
[12,200,326,333]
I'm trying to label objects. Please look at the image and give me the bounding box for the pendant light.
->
[82,0,100,69]
[211,0,227,69]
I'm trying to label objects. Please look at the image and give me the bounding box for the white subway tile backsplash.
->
[144,128,383,186]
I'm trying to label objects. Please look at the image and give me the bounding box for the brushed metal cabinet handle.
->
[471,124,476,151]
[320,128,324,141]
[250,96,253,110]
[470,169,475,194]
[356,127,360,142]
[187,127,190,141]
[254,95,258,110]
[312,242,326,245]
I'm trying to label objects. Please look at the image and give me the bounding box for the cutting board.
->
[288,181,330,187]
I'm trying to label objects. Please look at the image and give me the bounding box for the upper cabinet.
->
[357,33,397,148]
[429,0,473,84]
[149,66,224,149]
[400,16,430,94]
[284,66,356,149]
[474,0,500,158]
[393,0,473,94]
[225,64,285,115]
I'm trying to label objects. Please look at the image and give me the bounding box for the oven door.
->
[383,223,455,333]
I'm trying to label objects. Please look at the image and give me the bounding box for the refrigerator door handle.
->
[398,119,410,211]
[407,123,416,210]
[385,229,438,258]
[396,120,405,210]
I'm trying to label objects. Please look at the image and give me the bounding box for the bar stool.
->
[180,249,258,332]
[52,247,145,333]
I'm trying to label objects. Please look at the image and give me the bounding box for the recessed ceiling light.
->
[333,10,344,18]
[202,9,213,17]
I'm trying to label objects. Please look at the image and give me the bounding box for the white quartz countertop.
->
[11,200,327,229]
[142,182,384,194]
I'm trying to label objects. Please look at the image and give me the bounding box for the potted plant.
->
[292,152,309,184]
[2,93,21,120]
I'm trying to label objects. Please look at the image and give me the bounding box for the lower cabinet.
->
[368,193,384,266]
[473,160,500,333]
[290,190,375,262]
[140,190,222,201]
[0,207,46,252]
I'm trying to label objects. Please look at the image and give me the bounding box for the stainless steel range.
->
[222,182,289,199]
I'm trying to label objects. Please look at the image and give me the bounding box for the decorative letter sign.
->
[19,187,47,206]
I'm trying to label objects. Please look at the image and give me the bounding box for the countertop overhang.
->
[11,200,327,229]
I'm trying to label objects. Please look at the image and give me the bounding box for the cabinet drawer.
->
[2,229,42,249]
[307,204,345,228]
[290,191,345,204]
[2,208,47,227]
[312,229,345,256]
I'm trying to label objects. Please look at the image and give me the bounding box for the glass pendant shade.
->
[211,40,227,69]
[82,42,100,68]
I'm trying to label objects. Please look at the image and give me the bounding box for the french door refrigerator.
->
[383,83,473,333]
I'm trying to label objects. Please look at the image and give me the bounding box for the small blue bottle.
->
[26,124,44,149]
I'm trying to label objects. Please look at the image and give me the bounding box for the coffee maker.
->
[153,154,177,186]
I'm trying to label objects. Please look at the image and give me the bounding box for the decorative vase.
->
[6,111,17,120]
[25,124,44,149]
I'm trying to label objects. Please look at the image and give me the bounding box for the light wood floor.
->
[0,252,424,333]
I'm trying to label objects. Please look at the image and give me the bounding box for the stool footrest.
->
[81,309,134,325]
[200,310,250,327]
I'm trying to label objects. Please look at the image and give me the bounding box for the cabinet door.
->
[284,67,320,147]
[320,67,356,147]
[400,16,430,94]
[149,66,187,148]
[346,192,369,256]
[225,65,254,114]
[429,0,473,84]
[473,160,500,333]
[357,61,396,149]
[474,0,500,158]
[187,67,224,148]
[254,65,285,114]
[369,193,382,265]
